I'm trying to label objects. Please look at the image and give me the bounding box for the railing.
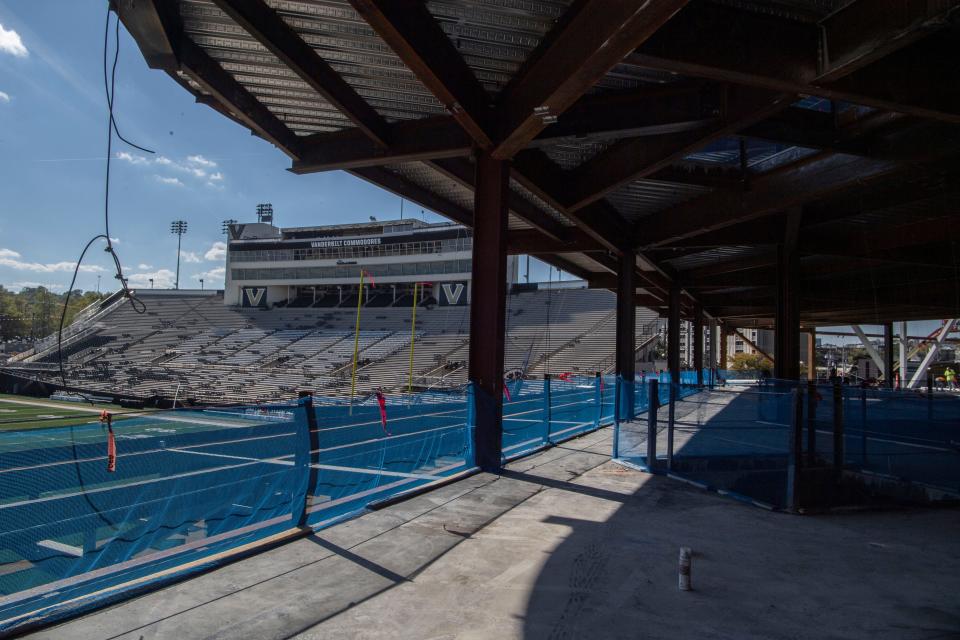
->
[614,377,960,512]
[20,293,127,363]
[0,392,475,634]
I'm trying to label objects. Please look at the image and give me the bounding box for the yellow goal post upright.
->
[349,269,368,413]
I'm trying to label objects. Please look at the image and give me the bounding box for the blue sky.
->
[0,1,565,294]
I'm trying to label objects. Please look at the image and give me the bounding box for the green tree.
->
[730,352,772,372]
[0,286,106,341]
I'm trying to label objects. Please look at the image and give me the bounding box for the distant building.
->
[224,218,519,307]
[726,328,774,360]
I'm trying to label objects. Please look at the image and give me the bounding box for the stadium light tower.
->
[256,204,273,224]
[170,220,188,290]
[222,219,237,235]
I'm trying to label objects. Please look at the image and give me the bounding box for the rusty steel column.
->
[807,328,817,381]
[774,212,801,380]
[693,304,704,386]
[668,283,681,384]
[468,150,509,472]
[719,323,728,371]
[616,251,637,382]
[883,322,895,388]
[616,250,637,419]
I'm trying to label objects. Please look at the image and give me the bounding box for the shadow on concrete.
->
[520,392,960,640]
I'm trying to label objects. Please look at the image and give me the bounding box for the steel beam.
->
[468,152,509,471]
[908,320,957,389]
[506,229,600,255]
[851,324,886,377]
[292,118,470,173]
[213,0,390,146]
[731,327,774,363]
[428,158,569,242]
[348,0,494,148]
[566,87,789,211]
[178,38,301,159]
[511,151,632,253]
[115,0,180,70]
[816,0,960,82]
[637,123,960,249]
[492,0,690,159]
[347,167,472,227]
[628,1,960,123]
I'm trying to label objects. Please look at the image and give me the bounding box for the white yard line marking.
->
[167,448,294,466]
[0,460,262,510]
[312,464,445,481]
[0,398,110,414]
[150,414,263,429]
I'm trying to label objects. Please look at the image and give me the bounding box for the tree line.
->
[0,286,105,342]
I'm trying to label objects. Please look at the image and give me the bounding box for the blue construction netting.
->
[715,369,769,384]
[614,374,796,506]
[804,383,960,494]
[501,375,608,461]
[668,384,795,509]
[614,376,960,511]
[0,389,474,634]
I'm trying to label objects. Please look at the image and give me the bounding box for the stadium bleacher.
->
[3,288,662,405]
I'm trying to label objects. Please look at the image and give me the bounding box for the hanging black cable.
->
[59,4,157,532]
[57,4,150,391]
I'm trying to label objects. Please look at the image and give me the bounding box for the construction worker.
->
[945,366,957,390]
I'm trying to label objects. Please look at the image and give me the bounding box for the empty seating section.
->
[7,288,661,404]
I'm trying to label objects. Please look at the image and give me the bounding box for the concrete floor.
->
[27,426,960,640]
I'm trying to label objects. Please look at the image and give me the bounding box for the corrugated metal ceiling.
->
[607,179,712,222]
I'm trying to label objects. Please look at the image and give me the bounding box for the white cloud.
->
[116,151,148,165]
[180,250,201,264]
[137,263,153,270]
[154,156,223,180]
[192,267,226,286]
[109,237,120,244]
[187,154,216,168]
[0,91,9,103]
[0,24,28,58]
[0,247,105,274]
[209,172,224,181]
[204,241,227,261]
[154,175,184,187]
[127,269,176,289]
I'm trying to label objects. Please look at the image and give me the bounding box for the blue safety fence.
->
[804,383,960,494]
[0,388,474,635]
[614,377,795,509]
[616,375,960,511]
[715,369,769,384]
[501,374,608,461]
[668,386,795,508]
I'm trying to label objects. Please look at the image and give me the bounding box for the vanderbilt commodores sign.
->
[241,286,268,308]
[437,281,467,306]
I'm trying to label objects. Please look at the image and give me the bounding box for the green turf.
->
[0,393,147,431]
